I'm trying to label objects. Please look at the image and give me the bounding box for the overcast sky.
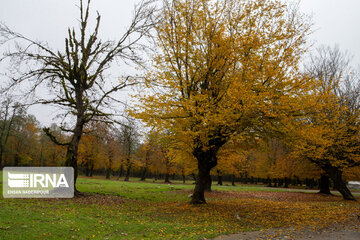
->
[1,0,360,126]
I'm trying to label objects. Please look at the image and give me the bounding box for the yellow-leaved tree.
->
[290,46,360,200]
[134,0,311,204]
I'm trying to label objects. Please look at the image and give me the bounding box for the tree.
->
[138,140,152,181]
[135,0,311,203]
[137,130,158,181]
[118,117,139,182]
[104,128,118,180]
[0,0,154,192]
[38,124,67,167]
[0,98,20,168]
[2,108,41,167]
[291,46,360,200]
[217,139,252,186]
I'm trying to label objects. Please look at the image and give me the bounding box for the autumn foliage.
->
[1,0,360,205]
[134,0,313,203]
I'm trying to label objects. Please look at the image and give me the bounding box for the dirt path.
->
[213,225,360,240]
[213,229,360,240]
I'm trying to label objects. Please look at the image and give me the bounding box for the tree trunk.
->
[14,153,20,166]
[191,163,211,204]
[284,177,289,188]
[191,173,197,183]
[106,167,111,179]
[0,105,16,169]
[164,173,171,183]
[231,174,235,186]
[243,174,248,184]
[106,157,112,179]
[191,147,218,204]
[140,167,147,181]
[89,163,94,177]
[182,174,186,184]
[124,158,131,181]
[308,178,314,188]
[118,164,124,178]
[217,170,223,186]
[250,177,254,184]
[327,167,355,200]
[267,177,272,187]
[204,174,212,191]
[0,148,4,169]
[273,178,278,187]
[65,117,84,194]
[318,174,331,194]
[85,164,90,177]
[39,145,44,166]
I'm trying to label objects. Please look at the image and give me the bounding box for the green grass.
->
[77,177,191,202]
[75,177,281,203]
[1,172,359,240]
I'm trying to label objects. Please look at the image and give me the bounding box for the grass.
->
[1,172,360,239]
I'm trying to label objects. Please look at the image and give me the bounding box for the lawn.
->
[1,172,359,239]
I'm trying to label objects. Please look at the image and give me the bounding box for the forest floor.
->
[0,173,359,239]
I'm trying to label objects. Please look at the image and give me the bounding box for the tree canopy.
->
[134,0,312,203]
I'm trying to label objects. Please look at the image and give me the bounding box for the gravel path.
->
[213,224,360,240]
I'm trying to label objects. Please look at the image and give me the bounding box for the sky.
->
[1,0,360,126]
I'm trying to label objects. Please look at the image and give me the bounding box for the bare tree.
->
[0,0,155,193]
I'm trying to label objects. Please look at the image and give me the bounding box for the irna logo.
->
[7,172,69,188]
[3,167,74,198]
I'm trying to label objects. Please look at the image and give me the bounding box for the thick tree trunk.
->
[140,167,147,181]
[164,173,171,183]
[191,148,218,204]
[106,167,111,179]
[327,167,355,200]
[182,174,186,184]
[65,116,84,195]
[231,174,235,186]
[318,174,331,194]
[191,164,211,204]
[89,163,94,177]
[205,174,212,191]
